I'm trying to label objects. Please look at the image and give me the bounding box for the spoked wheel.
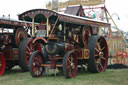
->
[82,26,93,47]
[14,28,27,47]
[19,38,42,71]
[0,53,6,76]
[29,51,45,77]
[63,51,78,78]
[87,35,108,73]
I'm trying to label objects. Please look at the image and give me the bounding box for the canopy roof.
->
[0,17,34,28]
[19,8,110,27]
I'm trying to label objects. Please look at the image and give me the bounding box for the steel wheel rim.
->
[94,37,108,72]
[32,53,44,77]
[15,28,27,47]
[0,53,6,76]
[66,53,78,78]
[25,40,42,67]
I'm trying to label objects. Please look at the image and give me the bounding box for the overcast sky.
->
[0,0,128,32]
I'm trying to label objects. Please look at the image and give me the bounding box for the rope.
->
[105,7,128,47]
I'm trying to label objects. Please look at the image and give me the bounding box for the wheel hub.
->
[71,63,74,67]
[99,52,104,57]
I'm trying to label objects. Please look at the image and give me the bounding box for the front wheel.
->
[29,51,45,77]
[87,35,108,73]
[63,51,78,78]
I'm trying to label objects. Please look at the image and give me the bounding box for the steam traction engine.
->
[19,6,110,78]
[0,18,41,76]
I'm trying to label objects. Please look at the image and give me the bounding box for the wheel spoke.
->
[38,57,42,63]
[95,48,100,52]
[67,58,72,64]
[67,65,71,69]
[35,70,38,76]
[96,58,104,71]
[26,51,30,55]
[101,47,105,51]
[69,68,72,74]
[26,56,30,61]
[95,59,99,64]
[67,61,72,69]
[29,43,34,51]
[97,42,101,51]
[33,64,41,76]
[99,63,104,70]
[71,64,75,70]
[101,57,106,60]
[70,56,73,63]
[26,46,31,52]
[37,69,41,76]
[68,68,72,77]
[34,58,39,64]
[95,54,99,56]
[37,71,39,76]
[33,43,39,51]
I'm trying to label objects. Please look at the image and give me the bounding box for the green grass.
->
[0,67,128,85]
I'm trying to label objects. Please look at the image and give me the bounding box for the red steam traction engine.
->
[0,18,41,76]
[18,5,110,78]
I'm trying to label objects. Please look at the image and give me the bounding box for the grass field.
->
[0,66,128,85]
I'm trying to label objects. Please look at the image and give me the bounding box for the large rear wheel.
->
[63,51,78,78]
[0,53,6,76]
[19,38,42,71]
[29,51,45,77]
[87,35,108,73]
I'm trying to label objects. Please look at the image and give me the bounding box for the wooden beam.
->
[106,8,128,47]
